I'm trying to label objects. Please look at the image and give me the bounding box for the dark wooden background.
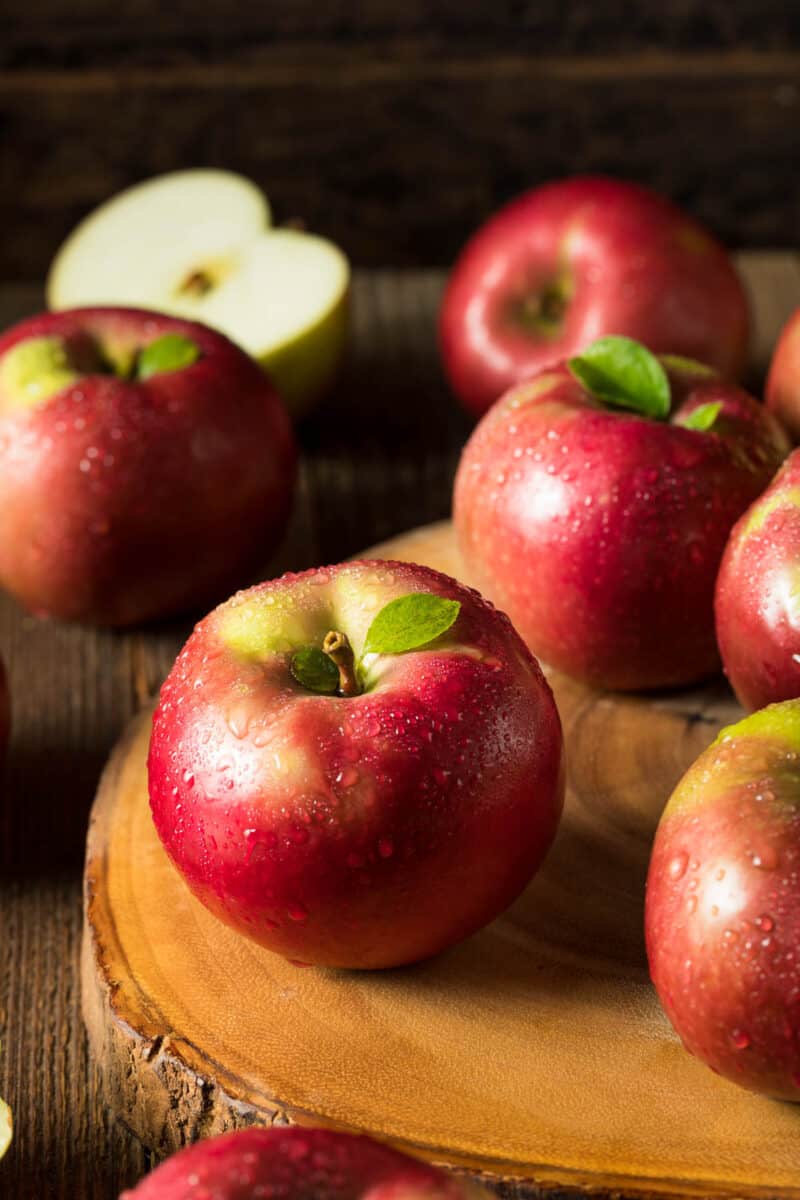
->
[1,1,799,278]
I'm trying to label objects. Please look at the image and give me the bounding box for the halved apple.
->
[47,169,349,418]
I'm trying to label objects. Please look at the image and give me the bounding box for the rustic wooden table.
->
[1,257,798,1199]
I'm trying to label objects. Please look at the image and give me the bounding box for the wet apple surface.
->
[646,702,800,1099]
[121,1126,489,1200]
[455,340,789,691]
[716,449,800,710]
[147,560,564,969]
[0,307,296,625]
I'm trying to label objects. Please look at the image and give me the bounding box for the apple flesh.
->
[147,560,564,969]
[440,176,750,418]
[716,449,800,710]
[0,307,296,626]
[47,169,350,419]
[766,306,800,442]
[454,347,789,691]
[646,702,800,1100]
[120,1126,490,1199]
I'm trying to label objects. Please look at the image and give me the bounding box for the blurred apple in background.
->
[47,169,350,419]
[0,308,296,626]
[148,560,564,969]
[454,337,788,691]
[121,1126,490,1199]
[440,176,750,418]
[766,306,800,442]
[716,449,800,710]
[646,702,800,1100]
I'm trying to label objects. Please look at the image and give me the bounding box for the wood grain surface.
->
[1,3,799,275]
[1,256,799,1199]
[81,517,800,1198]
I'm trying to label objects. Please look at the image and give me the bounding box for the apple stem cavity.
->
[178,269,214,298]
[513,279,570,337]
[322,630,360,697]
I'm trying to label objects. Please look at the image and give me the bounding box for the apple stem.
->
[322,630,360,696]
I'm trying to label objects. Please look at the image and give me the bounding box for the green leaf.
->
[676,400,723,433]
[290,646,339,694]
[363,593,461,657]
[659,354,717,379]
[137,333,201,381]
[568,335,671,420]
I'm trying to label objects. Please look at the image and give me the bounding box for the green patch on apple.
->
[0,335,81,410]
[714,700,800,758]
[742,485,800,537]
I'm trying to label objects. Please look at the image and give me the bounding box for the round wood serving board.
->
[82,521,800,1198]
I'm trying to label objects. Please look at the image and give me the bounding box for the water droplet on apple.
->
[335,765,359,788]
[730,1029,751,1050]
[751,846,779,870]
[226,704,251,739]
[182,769,195,788]
[668,852,689,881]
[756,914,775,932]
[287,902,308,922]
[686,895,698,915]
[378,837,394,858]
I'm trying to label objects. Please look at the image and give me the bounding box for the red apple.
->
[646,702,800,1100]
[766,306,800,442]
[0,308,296,625]
[716,450,800,710]
[0,652,8,764]
[440,176,750,418]
[121,1126,489,1199]
[454,337,789,691]
[147,559,564,969]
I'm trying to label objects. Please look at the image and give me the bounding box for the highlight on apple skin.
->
[440,175,750,418]
[766,306,800,443]
[0,307,296,626]
[454,338,789,692]
[716,449,800,711]
[46,168,350,420]
[120,1126,491,1200]
[645,702,800,1101]
[147,559,565,970]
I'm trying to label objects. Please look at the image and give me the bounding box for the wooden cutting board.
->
[82,521,800,1198]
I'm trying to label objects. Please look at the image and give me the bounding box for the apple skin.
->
[0,308,296,626]
[147,560,564,969]
[440,176,750,418]
[716,450,800,710]
[646,702,800,1100]
[766,307,800,442]
[0,653,9,765]
[454,360,789,691]
[120,1126,490,1200]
